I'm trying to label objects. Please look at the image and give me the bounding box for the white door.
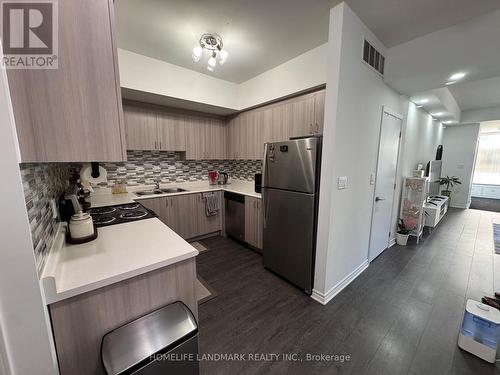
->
[368,108,402,262]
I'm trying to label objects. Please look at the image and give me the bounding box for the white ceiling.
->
[348,0,500,48]
[115,0,336,83]
[384,7,500,119]
[115,0,500,84]
[448,77,500,112]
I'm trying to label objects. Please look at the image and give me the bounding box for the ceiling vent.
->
[362,39,385,76]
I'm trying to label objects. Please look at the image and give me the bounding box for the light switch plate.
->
[370,173,376,185]
[338,176,348,190]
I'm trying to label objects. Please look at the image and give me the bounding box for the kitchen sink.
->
[160,188,187,193]
[135,187,187,196]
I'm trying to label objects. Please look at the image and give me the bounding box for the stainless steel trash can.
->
[101,302,199,375]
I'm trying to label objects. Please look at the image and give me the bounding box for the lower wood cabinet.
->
[245,196,263,249]
[139,192,222,240]
[49,259,197,375]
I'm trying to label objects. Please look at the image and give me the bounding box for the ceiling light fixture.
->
[432,112,444,117]
[192,33,228,72]
[415,98,429,105]
[449,72,466,81]
[444,120,454,124]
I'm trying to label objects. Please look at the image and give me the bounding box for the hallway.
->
[196,208,500,374]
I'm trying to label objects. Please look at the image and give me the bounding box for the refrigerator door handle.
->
[262,189,269,229]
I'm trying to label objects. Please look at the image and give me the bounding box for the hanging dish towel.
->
[203,192,219,217]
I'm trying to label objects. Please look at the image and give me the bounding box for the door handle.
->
[375,197,385,202]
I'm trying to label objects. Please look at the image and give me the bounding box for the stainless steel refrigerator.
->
[262,136,322,294]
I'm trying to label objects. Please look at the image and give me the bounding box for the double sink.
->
[135,187,187,196]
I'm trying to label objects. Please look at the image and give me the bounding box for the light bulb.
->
[193,46,203,57]
[219,49,228,61]
[208,56,216,67]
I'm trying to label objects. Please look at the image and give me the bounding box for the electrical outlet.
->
[370,173,376,185]
[338,176,348,190]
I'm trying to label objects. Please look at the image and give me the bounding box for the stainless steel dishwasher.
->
[224,191,245,242]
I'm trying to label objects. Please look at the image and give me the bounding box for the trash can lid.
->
[101,302,197,375]
[465,299,500,324]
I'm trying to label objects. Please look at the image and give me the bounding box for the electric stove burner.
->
[88,206,116,215]
[119,210,148,220]
[118,203,141,210]
[92,216,116,225]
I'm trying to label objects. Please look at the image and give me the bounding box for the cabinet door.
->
[184,115,202,160]
[7,0,126,162]
[313,90,326,134]
[271,102,292,142]
[245,196,263,249]
[138,198,162,216]
[289,94,315,138]
[157,111,186,151]
[203,117,226,160]
[227,116,238,160]
[169,194,199,239]
[196,192,222,235]
[245,110,262,160]
[123,105,158,150]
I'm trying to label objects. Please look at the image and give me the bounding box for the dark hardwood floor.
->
[196,208,500,375]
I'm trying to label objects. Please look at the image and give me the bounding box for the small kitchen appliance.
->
[218,171,229,185]
[458,299,500,363]
[87,203,157,227]
[208,170,218,185]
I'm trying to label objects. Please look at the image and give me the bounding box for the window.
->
[473,133,500,185]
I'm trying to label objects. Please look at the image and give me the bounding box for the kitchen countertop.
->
[40,219,198,304]
[90,179,261,208]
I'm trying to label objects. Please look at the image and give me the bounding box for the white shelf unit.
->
[424,195,449,228]
[400,177,429,244]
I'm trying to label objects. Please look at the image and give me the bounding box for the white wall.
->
[237,44,327,109]
[313,3,402,304]
[118,49,239,110]
[389,100,444,238]
[0,50,58,374]
[118,44,328,112]
[441,124,480,208]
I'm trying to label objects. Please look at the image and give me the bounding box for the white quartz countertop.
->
[40,219,198,304]
[90,179,261,208]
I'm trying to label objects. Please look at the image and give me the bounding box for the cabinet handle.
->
[159,141,162,149]
[155,140,157,149]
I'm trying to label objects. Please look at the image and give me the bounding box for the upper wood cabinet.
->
[123,106,157,150]
[226,88,325,160]
[124,103,226,159]
[7,0,126,162]
[185,116,226,160]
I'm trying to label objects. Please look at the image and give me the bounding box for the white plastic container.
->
[69,212,94,239]
[458,299,500,363]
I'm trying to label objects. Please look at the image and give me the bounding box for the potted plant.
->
[436,176,461,198]
[396,219,410,246]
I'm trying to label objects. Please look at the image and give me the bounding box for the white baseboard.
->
[389,238,396,248]
[311,259,369,305]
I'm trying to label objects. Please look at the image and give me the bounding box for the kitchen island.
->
[41,217,198,375]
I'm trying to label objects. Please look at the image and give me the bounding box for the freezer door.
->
[262,188,315,293]
[263,137,318,194]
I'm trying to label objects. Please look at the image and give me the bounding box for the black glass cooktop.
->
[87,203,157,227]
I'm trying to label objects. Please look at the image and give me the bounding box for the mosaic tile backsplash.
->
[20,163,74,274]
[92,151,262,187]
[21,152,261,273]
